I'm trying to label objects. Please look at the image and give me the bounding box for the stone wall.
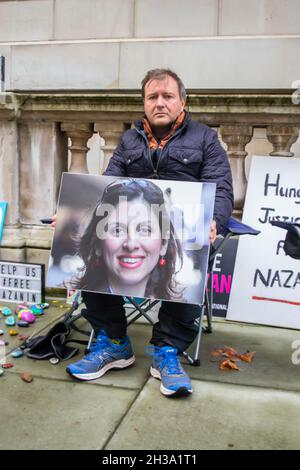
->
[1,0,300,41]
[0,0,299,90]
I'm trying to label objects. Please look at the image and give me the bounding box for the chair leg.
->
[182,304,204,367]
[86,329,95,352]
[203,272,213,334]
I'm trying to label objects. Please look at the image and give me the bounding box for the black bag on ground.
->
[24,292,89,361]
[24,321,81,361]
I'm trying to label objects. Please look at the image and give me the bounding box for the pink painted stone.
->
[19,310,36,323]
[17,309,31,319]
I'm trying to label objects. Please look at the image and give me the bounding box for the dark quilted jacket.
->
[104,112,233,234]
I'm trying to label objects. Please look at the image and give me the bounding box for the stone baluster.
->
[220,125,253,211]
[266,125,299,157]
[61,122,94,173]
[94,121,125,173]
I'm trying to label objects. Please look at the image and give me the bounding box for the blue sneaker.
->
[150,346,193,397]
[66,330,135,381]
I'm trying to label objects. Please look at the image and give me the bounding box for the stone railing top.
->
[1,91,300,125]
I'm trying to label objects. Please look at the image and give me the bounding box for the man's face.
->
[143,75,186,131]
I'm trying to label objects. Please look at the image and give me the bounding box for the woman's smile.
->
[118,255,146,269]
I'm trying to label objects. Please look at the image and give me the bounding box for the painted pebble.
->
[0,330,4,335]
[20,372,33,383]
[5,316,16,326]
[18,334,30,341]
[30,305,44,315]
[19,311,36,323]
[2,307,12,316]
[11,349,24,358]
[17,309,31,319]
[17,321,30,328]
[9,329,18,336]
[2,363,14,369]
[0,368,4,377]
[15,304,29,314]
[49,357,60,365]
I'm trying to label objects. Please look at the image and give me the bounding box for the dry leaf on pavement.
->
[239,351,256,363]
[219,359,240,371]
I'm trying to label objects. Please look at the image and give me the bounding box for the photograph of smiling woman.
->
[72,178,184,301]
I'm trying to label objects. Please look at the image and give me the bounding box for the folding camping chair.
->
[68,217,260,366]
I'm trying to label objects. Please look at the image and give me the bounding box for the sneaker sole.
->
[67,356,135,381]
[150,366,193,397]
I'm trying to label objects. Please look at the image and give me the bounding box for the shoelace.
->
[147,346,184,375]
[85,334,112,361]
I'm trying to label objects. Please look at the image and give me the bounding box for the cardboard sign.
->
[0,202,7,243]
[47,173,216,305]
[0,261,45,304]
[227,156,300,329]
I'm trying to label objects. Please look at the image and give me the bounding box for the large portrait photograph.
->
[47,174,215,305]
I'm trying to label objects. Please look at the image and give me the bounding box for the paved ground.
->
[1,300,300,450]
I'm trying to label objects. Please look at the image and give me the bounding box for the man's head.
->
[141,69,187,135]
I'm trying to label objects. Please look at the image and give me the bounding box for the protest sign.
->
[47,173,216,305]
[0,261,45,304]
[227,156,300,329]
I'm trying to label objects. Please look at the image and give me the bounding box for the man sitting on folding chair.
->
[54,69,233,397]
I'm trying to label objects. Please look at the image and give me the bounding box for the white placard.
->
[227,156,300,329]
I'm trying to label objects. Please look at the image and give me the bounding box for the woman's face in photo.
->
[100,199,167,290]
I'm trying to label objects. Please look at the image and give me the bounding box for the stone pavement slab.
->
[106,378,300,450]
[0,372,137,450]
[185,320,300,392]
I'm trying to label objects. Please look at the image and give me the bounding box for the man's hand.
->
[51,214,57,228]
[209,220,217,244]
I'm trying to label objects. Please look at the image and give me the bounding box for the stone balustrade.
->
[0,91,299,265]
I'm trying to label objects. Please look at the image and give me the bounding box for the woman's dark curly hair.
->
[73,178,184,300]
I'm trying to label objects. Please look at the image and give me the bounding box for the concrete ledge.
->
[11,42,120,90]
[5,37,300,90]
[119,37,300,90]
